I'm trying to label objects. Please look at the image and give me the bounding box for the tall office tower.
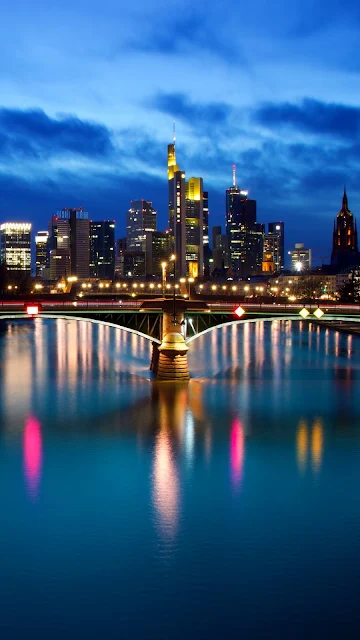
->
[0,223,32,273]
[185,177,204,277]
[331,188,359,268]
[49,208,89,280]
[48,214,71,280]
[89,221,115,279]
[145,231,171,277]
[289,243,312,271]
[35,231,49,278]
[168,139,186,277]
[265,222,284,272]
[126,200,157,251]
[203,191,210,276]
[225,166,259,277]
[212,233,230,271]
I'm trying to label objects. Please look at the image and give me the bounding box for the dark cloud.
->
[0,108,114,160]
[151,92,234,132]
[254,98,360,140]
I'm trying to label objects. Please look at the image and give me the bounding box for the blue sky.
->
[1,0,360,263]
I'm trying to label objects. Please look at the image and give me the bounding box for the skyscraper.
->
[126,200,157,251]
[0,223,32,273]
[90,221,115,279]
[168,140,186,277]
[168,138,206,277]
[225,166,261,277]
[331,188,359,268]
[145,231,172,277]
[203,191,210,276]
[185,177,204,277]
[48,208,89,280]
[289,243,312,271]
[265,222,284,272]
[35,231,49,278]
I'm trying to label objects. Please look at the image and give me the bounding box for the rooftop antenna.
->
[232,164,236,187]
[173,121,176,144]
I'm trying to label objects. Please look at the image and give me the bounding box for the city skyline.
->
[1,0,360,258]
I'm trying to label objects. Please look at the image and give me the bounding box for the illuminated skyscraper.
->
[168,140,186,277]
[289,243,312,271]
[49,208,89,280]
[127,200,157,252]
[185,177,204,277]
[331,188,359,268]
[225,166,262,277]
[168,138,205,277]
[145,231,171,277]
[264,222,284,272]
[89,221,115,279]
[35,231,49,278]
[0,223,32,273]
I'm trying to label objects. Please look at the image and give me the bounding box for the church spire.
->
[342,185,348,211]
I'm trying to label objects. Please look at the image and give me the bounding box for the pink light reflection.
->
[24,416,42,499]
[230,418,245,489]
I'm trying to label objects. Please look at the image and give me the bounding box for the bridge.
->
[1,298,360,380]
[1,298,360,341]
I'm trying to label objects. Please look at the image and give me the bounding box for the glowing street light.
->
[299,308,310,319]
[161,261,167,298]
[234,306,245,318]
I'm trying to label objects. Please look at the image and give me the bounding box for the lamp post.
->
[188,277,194,301]
[170,254,176,324]
[161,261,167,298]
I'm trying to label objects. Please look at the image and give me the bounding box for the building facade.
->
[145,231,171,277]
[127,200,157,252]
[35,231,49,278]
[0,223,32,273]
[49,208,89,280]
[289,243,312,271]
[264,222,284,272]
[168,142,186,277]
[90,221,115,279]
[185,177,204,278]
[225,170,262,277]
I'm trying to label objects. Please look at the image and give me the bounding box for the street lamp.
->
[161,261,167,298]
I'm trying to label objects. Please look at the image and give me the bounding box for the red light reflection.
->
[230,418,245,489]
[24,417,42,498]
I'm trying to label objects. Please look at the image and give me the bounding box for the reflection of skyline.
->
[296,418,324,474]
[0,318,152,428]
[23,416,42,499]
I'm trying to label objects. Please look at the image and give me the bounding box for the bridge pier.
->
[151,308,189,380]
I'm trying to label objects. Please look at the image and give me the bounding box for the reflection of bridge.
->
[1,299,360,342]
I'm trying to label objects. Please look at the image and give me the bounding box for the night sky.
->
[1,0,360,264]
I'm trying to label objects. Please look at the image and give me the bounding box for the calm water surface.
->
[1,318,360,638]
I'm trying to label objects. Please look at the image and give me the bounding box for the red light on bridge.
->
[26,305,40,316]
[234,306,245,318]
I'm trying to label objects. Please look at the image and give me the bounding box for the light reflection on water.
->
[0,318,360,637]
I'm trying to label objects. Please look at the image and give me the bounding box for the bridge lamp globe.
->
[115,283,121,288]
[313,308,324,319]
[299,308,310,319]
[234,306,245,318]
